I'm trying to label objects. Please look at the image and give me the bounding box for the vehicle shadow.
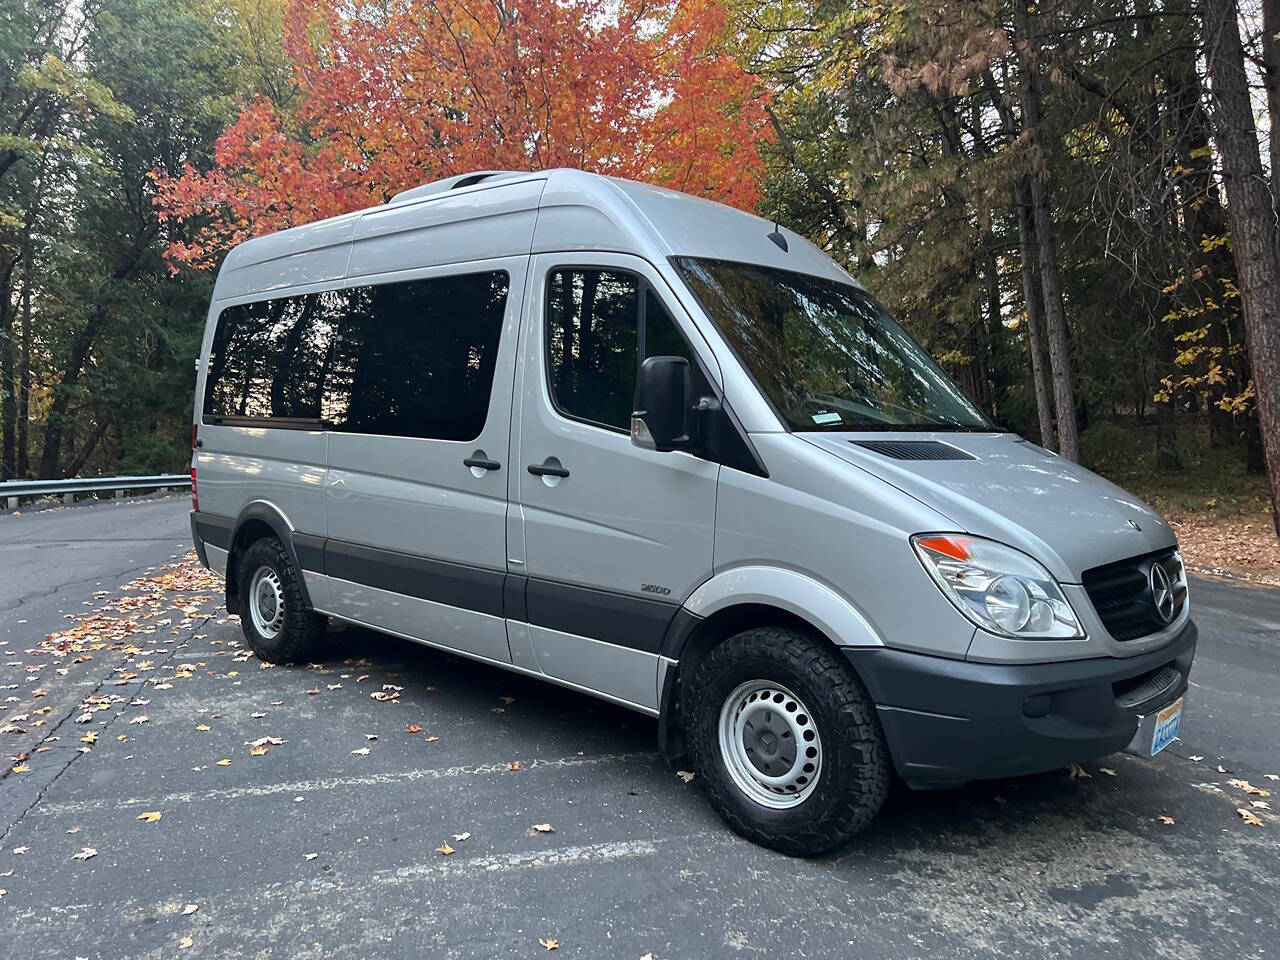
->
[321,620,1159,864]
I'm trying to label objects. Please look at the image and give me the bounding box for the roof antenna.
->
[767,220,789,252]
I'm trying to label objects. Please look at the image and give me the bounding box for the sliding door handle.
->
[527,457,570,478]
[464,450,501,473]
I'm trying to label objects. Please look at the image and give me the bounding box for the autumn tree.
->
[154,0,770,268]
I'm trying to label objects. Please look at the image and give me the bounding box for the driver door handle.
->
[527,457,570,478]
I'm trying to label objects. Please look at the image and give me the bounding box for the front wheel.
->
[684,626,891,855]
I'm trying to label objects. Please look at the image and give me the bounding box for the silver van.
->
[190,169,1196,854]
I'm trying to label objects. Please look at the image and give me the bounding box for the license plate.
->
[1150,697,1183,756]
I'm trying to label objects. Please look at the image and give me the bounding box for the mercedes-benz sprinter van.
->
[190,169,1196,854]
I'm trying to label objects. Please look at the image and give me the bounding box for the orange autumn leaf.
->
[153,0,769,270]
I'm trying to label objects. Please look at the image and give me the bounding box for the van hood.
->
[799,431,1176,582]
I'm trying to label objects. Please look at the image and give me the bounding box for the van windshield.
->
[674,257,994,432]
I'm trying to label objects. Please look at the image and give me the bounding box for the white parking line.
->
[33,751,653,817]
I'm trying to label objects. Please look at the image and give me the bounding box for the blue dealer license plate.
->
[1150,697,1183,756]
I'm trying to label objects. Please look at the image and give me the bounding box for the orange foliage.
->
[155,0,769,268]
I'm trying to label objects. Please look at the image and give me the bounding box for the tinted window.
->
[545,270,639,430]
[203,271,508,440]
[326,272,509,440]
[204,293,339,421]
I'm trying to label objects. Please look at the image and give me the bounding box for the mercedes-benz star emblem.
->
[1149,563,1175,624]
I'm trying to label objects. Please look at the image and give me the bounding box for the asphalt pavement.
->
[0,495,1277,959]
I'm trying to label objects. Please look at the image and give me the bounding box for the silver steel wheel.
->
[717,679,823,809]
[248,565,286,640]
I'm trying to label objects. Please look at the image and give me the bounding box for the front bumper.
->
[845,619,1197,788]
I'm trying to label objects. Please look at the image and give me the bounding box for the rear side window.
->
[545,268,708,432]
[204,293,339,421]
[326,272,509,440]
[203,271,509,440]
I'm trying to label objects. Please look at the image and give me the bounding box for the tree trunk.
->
[0,254,15,480]
[17,233,31,478]
[38,223,156,478]
[1262,0,1280,198]
[1015,0,1080,461]
[1015,178,1056,448]
[1204,0,1280,537]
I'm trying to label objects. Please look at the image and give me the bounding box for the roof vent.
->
[850,439,976,461]
[388,171,528,205]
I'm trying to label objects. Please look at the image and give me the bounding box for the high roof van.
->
[190,169,1196,854]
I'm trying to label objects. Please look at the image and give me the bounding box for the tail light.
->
[191,424,199,512]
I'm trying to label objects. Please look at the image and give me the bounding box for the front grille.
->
[1082,548,1187,641]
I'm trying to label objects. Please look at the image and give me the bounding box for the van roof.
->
[211,168,855,302]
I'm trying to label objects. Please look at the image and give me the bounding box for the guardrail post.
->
[64,493,76,505]
[6,496,17,511]
[115,489,125,500]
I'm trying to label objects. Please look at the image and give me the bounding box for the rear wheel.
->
[685,626,890,855]
[237,537,326,664]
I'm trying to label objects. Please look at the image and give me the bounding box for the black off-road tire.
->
[685,626,891,856]
[237,536,327,664]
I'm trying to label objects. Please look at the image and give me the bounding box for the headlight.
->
[912,534,1084,639]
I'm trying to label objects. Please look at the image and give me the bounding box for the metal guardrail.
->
[1,474,191,509]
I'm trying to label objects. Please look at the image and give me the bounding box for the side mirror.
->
[632,356,692,452]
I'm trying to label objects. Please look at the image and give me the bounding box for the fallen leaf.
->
[305,689,320,696]
[539,938,560,951]
[365,734,377,741]
[532,823,555,834]
[129,715,149,725]
[1238,807,1264,826]
[1265,774,1279,781]
[11,764,29,773]
[1217,765,1229,774]
[80,732,97,744]
[506,761,524,772]
[350,747,370,756]
[72,847,98,860]
[182,904,198,915]
[248,736,284,747]
[179,936,194,949]
[1188,755,1204,762]
[1252,800,1270,809]
[676,770,695,783]
[1158,815,1175,825]
[13,846,28,855]
[452,832,471,842]
[1099,768,1117,777]
[249,746,268,757]
[406,724,422,734]
[304,853,318,861]
[195,724,211,732]
[136,811,163,823]
[215,759,231,766]
[1228,778,1272,797]
[436,842,455,856]
[1066,763,1091,780]
[425,735,439,743]
[499,696,516,705]
[370,691,399,702]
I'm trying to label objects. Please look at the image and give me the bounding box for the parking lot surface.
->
[0,497,1277,959]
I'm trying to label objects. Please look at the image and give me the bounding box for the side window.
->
[204,292,336,421]
[545,270,640,431]
[326,271,509,441]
